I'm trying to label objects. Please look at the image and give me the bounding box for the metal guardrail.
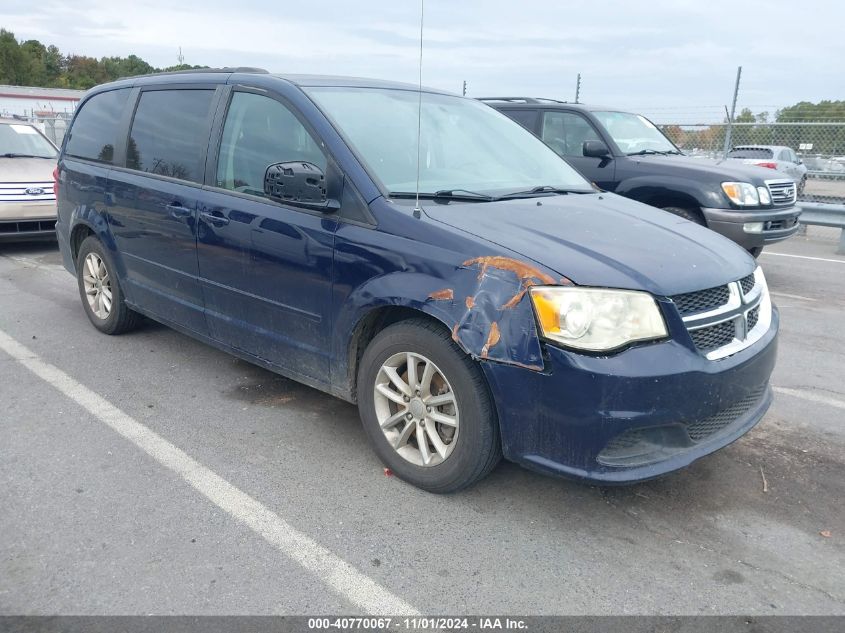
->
[798,201,845,254]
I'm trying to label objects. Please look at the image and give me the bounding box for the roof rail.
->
[477,97,569,104]
[123,67,269,80]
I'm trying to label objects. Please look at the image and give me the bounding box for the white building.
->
[0,85,84,117]
[0,85,86,144]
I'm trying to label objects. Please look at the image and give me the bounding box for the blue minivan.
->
[54,68,778,492]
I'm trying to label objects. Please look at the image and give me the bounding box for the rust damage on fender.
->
[428,288,454,301]
[429,255,571,370]
[480,321,501,358]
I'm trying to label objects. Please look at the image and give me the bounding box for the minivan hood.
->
[0,156,56,183]
[634,154,788,184]
[423,192,754,297]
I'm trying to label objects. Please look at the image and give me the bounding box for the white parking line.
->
[774,386,845,411]
[762,252,845,264]
[0,328,420,616]
[770,292,818,302]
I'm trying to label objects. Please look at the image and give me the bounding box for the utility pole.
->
[462,80,467,97]
[177,47,185,65]
[722,66,742,159]
[574,73,581,104]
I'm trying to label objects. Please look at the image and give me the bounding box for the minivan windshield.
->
[592,111,679,155]
[305,87,592,197]
[0,122,58,159]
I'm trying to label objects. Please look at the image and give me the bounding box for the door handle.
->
[166,203,192,219]
[200,210,230,226]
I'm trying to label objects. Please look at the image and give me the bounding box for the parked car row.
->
[482,99,802,257]
[5,68,783,493]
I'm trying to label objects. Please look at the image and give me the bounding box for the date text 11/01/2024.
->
[307,617,528,630]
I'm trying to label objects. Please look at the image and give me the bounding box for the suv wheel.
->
[797,176,807,195]
[76,236,141,335]
[357,318,501,493]
[662,206,705,226]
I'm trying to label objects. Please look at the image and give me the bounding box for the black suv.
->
[484,98,801,256]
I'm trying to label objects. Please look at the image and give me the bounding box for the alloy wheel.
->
[373,351,460,467]
[82,252,112,320]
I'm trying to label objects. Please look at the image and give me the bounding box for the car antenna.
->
[413,0,425,219]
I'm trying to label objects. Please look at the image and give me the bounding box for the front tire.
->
[661,206,706,226]
[76,235,141,335]
[357,318,501,493]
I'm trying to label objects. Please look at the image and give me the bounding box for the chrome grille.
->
[739,273,755,295]
[671,285,730,316]
[747,306,760,331]
[672,268,771,361]
[690,320,735,352]
[0,181,56,203]
[766,179,796,206]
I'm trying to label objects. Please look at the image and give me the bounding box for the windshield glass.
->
[727,148,774,159]
[592,111,677,155]
[305,87,591,196]
[0,122,58,158]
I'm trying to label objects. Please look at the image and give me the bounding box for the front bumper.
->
[702,205,801,249]
[0,200,57,242]
[481,307,778,484]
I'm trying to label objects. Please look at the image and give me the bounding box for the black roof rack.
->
[477,97,570,104]
[123,66,269,80]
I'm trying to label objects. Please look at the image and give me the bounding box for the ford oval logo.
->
[25,187,45,196]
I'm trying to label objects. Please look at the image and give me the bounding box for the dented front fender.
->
[427,256,572,371]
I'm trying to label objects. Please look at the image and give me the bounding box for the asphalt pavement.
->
[1,235,843,615]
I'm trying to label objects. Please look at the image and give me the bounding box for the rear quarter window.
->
[65,88,131,164]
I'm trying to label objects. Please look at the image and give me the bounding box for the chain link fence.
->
[5,114,72,147]
[659,122,845,204]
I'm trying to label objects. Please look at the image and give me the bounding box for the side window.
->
[541,111,601,157]
[65,88,131,164]
[126,89,215,183]
[216,92,326,198]
[504,109,539,133]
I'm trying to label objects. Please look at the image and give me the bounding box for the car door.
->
[195,88,337,381]
[108,85,220,335]
[540,110,616,188]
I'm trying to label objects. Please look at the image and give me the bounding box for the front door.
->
[541,110,616,189]
[195,90,337,382]
[108,87,218,334]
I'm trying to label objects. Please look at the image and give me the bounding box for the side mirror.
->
[264,161,337,211]
[583,140,611,158]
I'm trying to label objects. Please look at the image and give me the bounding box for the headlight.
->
[529,287,668,352]
[722,182,760,206]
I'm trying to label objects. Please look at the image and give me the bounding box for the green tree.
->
[0,28,27,84]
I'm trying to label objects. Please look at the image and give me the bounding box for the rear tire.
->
[662,206,706,226]
[797,176,807,195]
[357,318,502,493]
[76,235,141,335]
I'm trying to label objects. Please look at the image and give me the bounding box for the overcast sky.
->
[2,0,843,122]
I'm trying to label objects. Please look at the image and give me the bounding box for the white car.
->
[727,145,808,193]
[0,118,58,241]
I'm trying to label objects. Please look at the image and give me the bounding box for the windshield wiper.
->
[1,153,54,159]
[389,190,495,202]
[498,185,588,199]
[626,149,679,156]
